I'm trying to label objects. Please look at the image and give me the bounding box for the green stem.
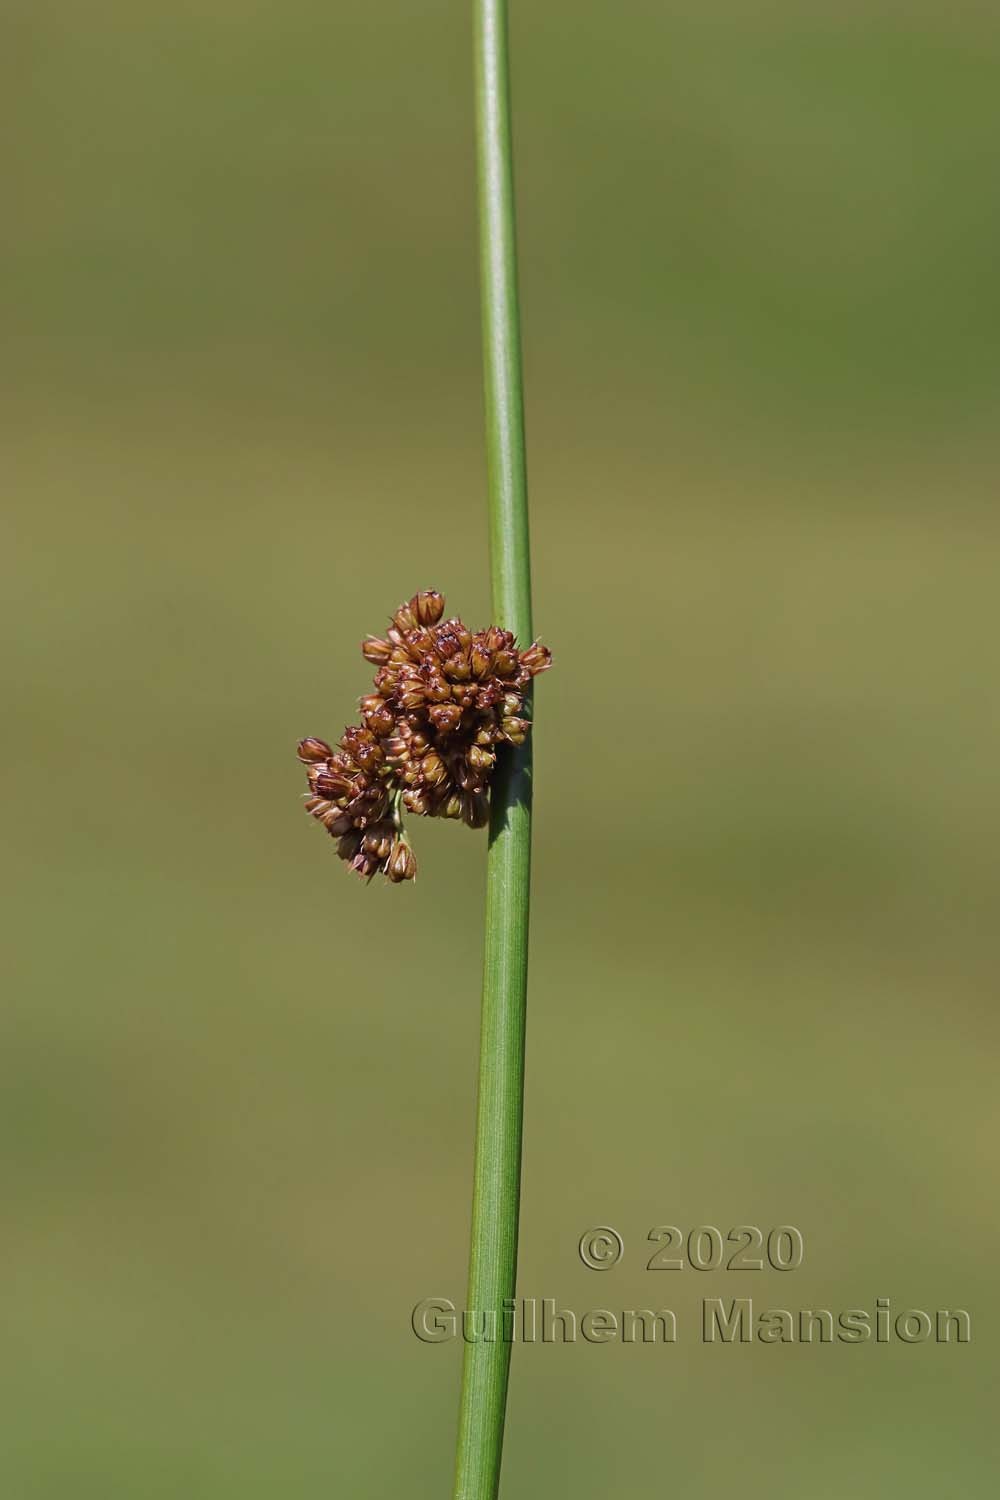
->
[453,3,533,1498]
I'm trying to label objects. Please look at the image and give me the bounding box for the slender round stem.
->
[453,3,533,1497]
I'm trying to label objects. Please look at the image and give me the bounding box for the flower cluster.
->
[297,591,551,883]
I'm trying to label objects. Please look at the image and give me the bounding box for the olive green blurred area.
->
[4,0,999,1493]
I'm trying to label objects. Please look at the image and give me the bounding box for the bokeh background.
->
[4,1,998,1493]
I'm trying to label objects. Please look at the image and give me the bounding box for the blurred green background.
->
[4,1,998,1493]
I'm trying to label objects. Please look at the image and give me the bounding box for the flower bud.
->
[340,725,370,753]
[361,636,392,666]
[403,628,430,662]
[360,695,396,737]
[421,750,448,786]
[341,726,384,773]
[297,737,332,763]
[392,601,418,634]
[428,703,463,735]
[470,644,493,678]
[433,627,461,659]
[384,735,410,765]
[314,769,354,800]
[519,641,552,675]
[501,717,530,745]
[412,590,445,626]
[386,840,417,883]
[362,825,393,860]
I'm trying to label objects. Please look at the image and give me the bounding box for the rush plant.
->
[295,3,539,1495]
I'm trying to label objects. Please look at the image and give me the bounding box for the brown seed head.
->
[298,591,551,881]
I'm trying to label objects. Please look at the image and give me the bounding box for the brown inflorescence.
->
[297,591,551,884]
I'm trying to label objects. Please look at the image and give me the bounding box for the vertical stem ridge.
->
[453,3,533,1497]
